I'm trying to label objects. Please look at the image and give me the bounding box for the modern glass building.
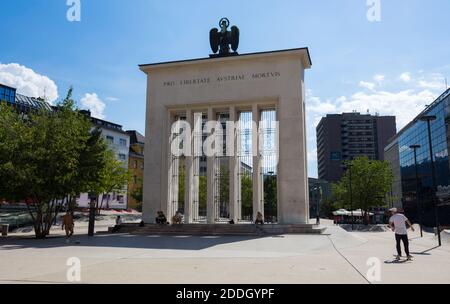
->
[0,84,17,103]
[386,88,450,226]
[0,83,52,112]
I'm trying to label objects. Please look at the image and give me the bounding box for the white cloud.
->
[373,74,385,83]
[0,63,59,104]
[308,148,317,162]
[106,97,119,102]
[359,81,376,91]
[418,74,447,91]
[399,72,411,82]
[306,72,446,178]
[80,93,106,119]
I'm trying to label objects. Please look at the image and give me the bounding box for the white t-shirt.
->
[389,214,409,235]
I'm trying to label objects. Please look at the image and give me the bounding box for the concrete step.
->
[107,223,326,236]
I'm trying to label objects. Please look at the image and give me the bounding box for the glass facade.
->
[397,89,450,225]
[0,85,16,103]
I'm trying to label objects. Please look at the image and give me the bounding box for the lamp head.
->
[420,115,437,122]
[409,145,421,150]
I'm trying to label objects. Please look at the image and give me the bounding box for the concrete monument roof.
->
[139,47,312,72]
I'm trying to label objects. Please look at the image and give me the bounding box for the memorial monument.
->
[140,19,312,226]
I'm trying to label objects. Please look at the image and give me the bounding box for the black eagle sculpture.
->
[210,18,240,57]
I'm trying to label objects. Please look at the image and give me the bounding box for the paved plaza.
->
[0,221,449,284]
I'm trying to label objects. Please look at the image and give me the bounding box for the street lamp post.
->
[88,192,97,237]
[420,115,442,246]
[317,186,322,225]
[410,144,424,237]
[342,162,354,231]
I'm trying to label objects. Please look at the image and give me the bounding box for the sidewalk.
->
[0,221,449,284]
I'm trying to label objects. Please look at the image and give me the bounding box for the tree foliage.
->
[264,175,277,219]
[332,156,393,224]
[0,89,128,238]
[131,186,143,212]
[95,149,130,213]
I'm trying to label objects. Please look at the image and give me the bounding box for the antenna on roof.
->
[43,87,47,102]
[446,78,448,90]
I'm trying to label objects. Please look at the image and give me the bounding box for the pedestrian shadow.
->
[409,236,423,241]
[411,246,440,255]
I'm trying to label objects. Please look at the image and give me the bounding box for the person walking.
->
[62,211,75,242]
[389,208,415,261]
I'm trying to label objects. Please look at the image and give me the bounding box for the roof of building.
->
[0,83,16,90]
[1,83,52,111]
[126,130,145,145]
[15,93,53,111]
[129,151,145,159]
[80,110,129,135]
[139,47,312,71]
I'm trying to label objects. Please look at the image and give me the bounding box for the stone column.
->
[192,112,203,222]
[206,107,216,224]
[228,106,239,223]
[184,109,194,223]
[252,104,263,222]
[167,113,180,223]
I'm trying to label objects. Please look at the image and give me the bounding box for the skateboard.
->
[393,255,414,262]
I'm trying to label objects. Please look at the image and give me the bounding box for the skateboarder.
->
[389,208,415,261]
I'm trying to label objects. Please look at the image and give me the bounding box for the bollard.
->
[1,224,9,237]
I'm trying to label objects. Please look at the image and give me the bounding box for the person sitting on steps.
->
[156,211,169,225]
[172,211,183,225]
[112,215,123,233]
[255,212,264,225]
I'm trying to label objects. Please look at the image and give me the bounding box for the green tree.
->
[241,174,253,218]
[0,89,117,238]
[0,90,98,238]
[131,187,143,212]
[219,165,230,211]
[332,156,393,224]
[264,175,277,219]
[199,176,207,212]
[95,149,130,213]
[178,158,185,212]
[320,198,339,219]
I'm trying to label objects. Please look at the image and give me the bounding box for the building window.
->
[106,136,114,144]
[330,152,342,161]
[134,160,138,169]
[119,154,126,161]
[133,176,137,184]
[117,195,124,204]
[119,138,127,146]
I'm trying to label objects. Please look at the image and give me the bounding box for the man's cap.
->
[389,208,398,213]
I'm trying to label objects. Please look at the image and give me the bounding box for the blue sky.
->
[1,0,449,178]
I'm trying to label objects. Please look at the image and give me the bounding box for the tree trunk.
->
[34,209,48,239]
[98,194,106,216]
